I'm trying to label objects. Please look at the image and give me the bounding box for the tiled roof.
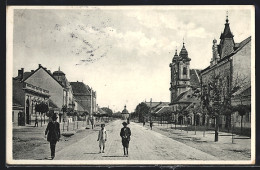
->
[144,102,169,108]
[173,89,200,104]
[14,71,33,81]
[155,106,174,114]
[98,108,106,114]
[190,69,201,88]
[15,65,65,88]
[70,82,91,95]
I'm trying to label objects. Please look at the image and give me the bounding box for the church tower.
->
[219,12,235,58]
[169,41,191,104]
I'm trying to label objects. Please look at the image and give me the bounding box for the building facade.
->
[200,15,251,129]
[13,76,50,126]
[70,81,97,117]
[168,41,201,125]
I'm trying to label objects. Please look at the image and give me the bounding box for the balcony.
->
[23,82,50,96]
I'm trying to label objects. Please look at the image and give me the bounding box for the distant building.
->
[70,81,97,118]
[121,105,129,120]
[201,14,251,129]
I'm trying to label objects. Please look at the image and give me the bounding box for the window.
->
[183,67,187,75]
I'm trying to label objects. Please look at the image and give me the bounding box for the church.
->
[169,41,202,125]
[201,14,251,130]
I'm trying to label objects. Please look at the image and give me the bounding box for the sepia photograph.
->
[6,5,255,165]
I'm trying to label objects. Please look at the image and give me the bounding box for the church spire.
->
[220,11,233,40]
[219,11,235,58]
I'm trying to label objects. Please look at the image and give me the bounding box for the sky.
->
[11,6,252,112]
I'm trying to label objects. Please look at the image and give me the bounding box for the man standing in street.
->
[45,114,60,160]
[150,121,153,130]
[120,122,131,157]
[97,123,107,153]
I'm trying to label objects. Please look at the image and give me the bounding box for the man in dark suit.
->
[45,113,60,160]
[120,122,131,157]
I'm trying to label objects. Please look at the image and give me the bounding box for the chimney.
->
[18,68,24,80]
[38,64,41,68]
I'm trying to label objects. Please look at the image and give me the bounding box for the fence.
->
[60,120,89,132]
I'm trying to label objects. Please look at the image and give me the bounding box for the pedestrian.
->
[120,122,131,157]
[97,123,107,153]
[91,118,94,129]
[45,114,60,160]
[34,117,38,127]
[143,121,145,126]
[150,121,153,130]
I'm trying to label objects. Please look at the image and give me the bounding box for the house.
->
[14,64,75,123]
[70,81,97,123]
[13,76,50,126]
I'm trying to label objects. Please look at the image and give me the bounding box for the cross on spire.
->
[226,10,229,23]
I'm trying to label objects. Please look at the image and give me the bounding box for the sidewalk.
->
[13,120,109,160]
[141,123,251,160]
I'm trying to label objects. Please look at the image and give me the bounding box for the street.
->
[55,120,217,160]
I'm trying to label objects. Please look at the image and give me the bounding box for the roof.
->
[201,36,251,74]
[190,69,201,88]
[15,65,65,88]
[155,106,174,114]
[233,85,251,97]
[179,43,189,59]
[14,71,33,81]
[98,108,106,115]
[70,82,91,95]
[144,102,170,108]
[220,18,234,40]
[172,88,200,104]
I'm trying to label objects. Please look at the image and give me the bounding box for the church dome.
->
[53,67,65,76]
[121,105,129,114]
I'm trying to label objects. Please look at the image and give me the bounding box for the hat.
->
[101,123,105,127]
[122,122,127,125]
[52,113,58,120]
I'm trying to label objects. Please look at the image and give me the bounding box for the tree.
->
[35,102,49,127]
[101,107,113,117]
[201,73,248,142]
[135,102,149,122]
[234,104,250,134]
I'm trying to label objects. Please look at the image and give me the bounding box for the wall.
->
[25,68,64,108]
[232,41,251,89]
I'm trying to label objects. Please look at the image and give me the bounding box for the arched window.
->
[183,67,187,75]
